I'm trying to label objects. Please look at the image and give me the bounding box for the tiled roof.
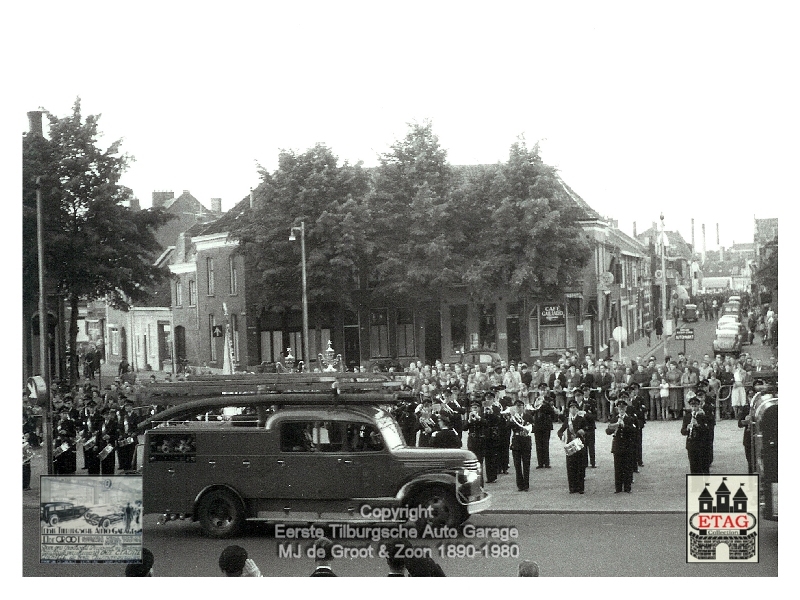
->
[636,225,693,260]
[553,175,602,220]
[198,195,251,236]
[609,227,647,257]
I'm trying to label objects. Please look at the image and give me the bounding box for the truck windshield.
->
[373,413,405,450]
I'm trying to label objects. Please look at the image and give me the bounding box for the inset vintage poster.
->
[39,476,142,563]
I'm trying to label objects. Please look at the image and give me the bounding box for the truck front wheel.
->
[411,486,465,529]
[197,489,244,538]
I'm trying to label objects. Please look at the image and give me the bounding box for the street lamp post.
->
[289,222,309,372]
[660,213,668,359]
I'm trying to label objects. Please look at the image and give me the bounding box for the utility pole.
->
[660,214,668,359]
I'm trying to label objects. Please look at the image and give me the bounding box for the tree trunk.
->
[68,294,80,385]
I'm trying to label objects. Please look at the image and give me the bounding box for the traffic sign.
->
[212,325,224,338]
[654,269,663,281]
[600,271,615,286]
[675,327,694,340]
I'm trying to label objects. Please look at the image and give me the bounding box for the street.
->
[21,510,776,577]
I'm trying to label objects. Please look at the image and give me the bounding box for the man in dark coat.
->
[606,394,637,493]
[628,383,648,470]
[681,395,711,474]
[595,364,614,422]
[53,407,77,474]
[116,400,139,471]
[98,408,118,475]
[483,396,503,483]
[508,398,534,491]
[465,398,487,467]
[738,398,753,473]
[430,415,461,449]
[575,387,598,468]
[532,393,556,469]
[557,399,588,494]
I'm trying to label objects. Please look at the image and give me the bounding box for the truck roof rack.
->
[140,372,405,401]
[136,373,413,432]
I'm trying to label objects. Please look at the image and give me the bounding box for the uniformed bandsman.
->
[606,394,637,493]
[628,382,647,470]
[681,395,711,474]
[576,386,598,468]
[557,399,588,494]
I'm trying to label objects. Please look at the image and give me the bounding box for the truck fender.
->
[192,484,247,520]
[396,473,458,505]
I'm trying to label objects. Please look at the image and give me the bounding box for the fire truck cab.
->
[138,373,490,538]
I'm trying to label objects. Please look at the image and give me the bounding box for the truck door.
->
[143,432,198,515]
[276,420,360,500]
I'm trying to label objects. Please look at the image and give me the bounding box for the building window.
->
[396,308,415,356]
[207,258,215,295]
[188,280,196,306]
[450,305,467,354]
[209,315,217,361]
[528,311,539,351]
[260,330,283,363]
[229,256,238,295]
[231,314,239,361]
[175,278,182,306]
[479,304,497,351]
[540,303,567,349]
[369,309,389,357]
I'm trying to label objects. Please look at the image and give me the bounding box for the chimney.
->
[249,187,254,209]
[176,232,187,263]
[129,197,141,212]
[211,198,222,214]
[702,223,706,265]
[152,191,175,209]
[27,111,44,137]
[632,221,637,238]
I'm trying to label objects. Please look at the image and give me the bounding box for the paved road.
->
[22,511,777,577]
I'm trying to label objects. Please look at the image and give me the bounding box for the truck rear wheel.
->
[411,486,465,529]
[197,489,244,538]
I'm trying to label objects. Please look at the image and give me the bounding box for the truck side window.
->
[281,422,314,452]
[347,423,384,452]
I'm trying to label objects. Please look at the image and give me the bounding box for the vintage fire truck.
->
[750,389,777,521]
[137,373,490,538]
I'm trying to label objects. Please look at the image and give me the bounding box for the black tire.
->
[102,518,111,528]
[197,489,244,538]
[411,485,465,529]
[49,515,58,527]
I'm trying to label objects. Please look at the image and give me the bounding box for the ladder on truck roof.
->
[136,373,412,431]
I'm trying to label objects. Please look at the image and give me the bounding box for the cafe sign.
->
[540,303,566,326]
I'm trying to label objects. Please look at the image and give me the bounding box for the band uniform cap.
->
[688,396,702,405]
[615,399,628,407]
[538,383,549,389]
[574,388,584,396]
[618,391,630,399]
[219,545,248,574]
[514,398,524,405]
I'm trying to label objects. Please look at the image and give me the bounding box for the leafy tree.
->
[367,121,460,301]
[233,144,371,314]
[22,98,172,383]
[756,236,778,293]
[457,139,592,301]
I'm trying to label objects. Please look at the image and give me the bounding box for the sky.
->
[8,1,796,249]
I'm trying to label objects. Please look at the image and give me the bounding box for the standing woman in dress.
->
[557,399,588,494]
[730,362,748,420]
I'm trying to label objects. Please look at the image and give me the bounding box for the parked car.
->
[717,316,748,343]
[40,502,87,527]
[459,350,503,370]
[84,505,125,528]
[683,304,698,322]
[712,324,742,357]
